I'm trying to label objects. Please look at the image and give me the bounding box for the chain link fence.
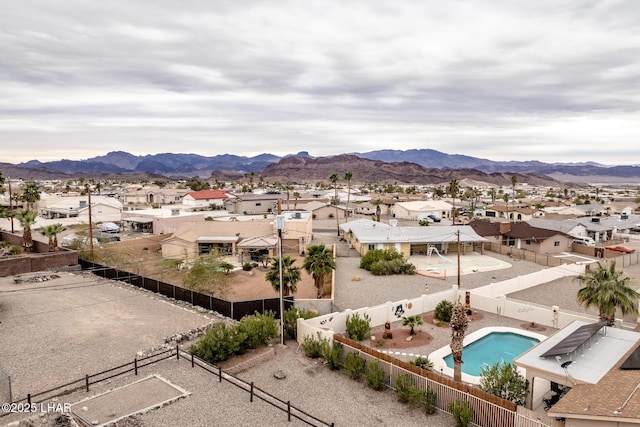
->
[0,364,12,404]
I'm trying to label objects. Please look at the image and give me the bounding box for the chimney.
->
[499,222,511,234]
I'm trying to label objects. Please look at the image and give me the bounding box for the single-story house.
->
[39,196,123,223]
[390,200,453,221]
[469,220,573,254]
[481,205,539,222]
[182,189,232,209]
[339,219,486,257]
[516,321,640,426]
[121,208,206,235]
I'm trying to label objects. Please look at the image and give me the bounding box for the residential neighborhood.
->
[2,173,640,426]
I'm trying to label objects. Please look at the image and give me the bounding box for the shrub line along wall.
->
[80,260,294,321]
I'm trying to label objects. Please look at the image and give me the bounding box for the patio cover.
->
[196,236,240,243]
[123,217,153,223]
[237,236,277,248]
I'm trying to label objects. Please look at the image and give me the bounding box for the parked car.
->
[604,245,635,254]
[427,214,441,222]
[573,237,596,247]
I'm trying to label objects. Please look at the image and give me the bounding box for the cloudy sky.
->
[2,0,639,165]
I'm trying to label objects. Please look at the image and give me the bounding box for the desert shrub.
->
[395,373,422,404]
[366,253,416,276]
[283,306,319,339]
[360,249,400,270]
[242,262,253,271]
[237,311,279,350]
[409,356,433,370]
[424,388,438,415]
[344,351,366,380]
[301,332,324,358]
[479,362,529,406]
[321,340,342,370]
[434,300,453,323]
[189,322,246,364]
[345,312,371,341]
[366,359,387,391]
[449,399,474,427]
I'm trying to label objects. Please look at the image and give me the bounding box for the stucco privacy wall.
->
[472,263,586,298]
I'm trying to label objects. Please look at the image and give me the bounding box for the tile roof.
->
[186,190,229,200]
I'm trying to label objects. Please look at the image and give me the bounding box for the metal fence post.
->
[85,374,89,392]
[176,345,180,360]
[250,382,254,402]
[134,359,138,376]
[287,401,291,422]
[218,366,222,383]
[27,393,31,405]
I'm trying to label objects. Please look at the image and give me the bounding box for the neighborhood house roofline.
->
[123,217,153,223]
[340,222,487,244]
[197,236,240,243]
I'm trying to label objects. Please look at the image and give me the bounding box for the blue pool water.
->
[443,332,540,376]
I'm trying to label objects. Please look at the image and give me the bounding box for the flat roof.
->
[515,321,640,385]
[197,236,240,243]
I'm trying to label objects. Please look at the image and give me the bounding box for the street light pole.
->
[276,215,285,345]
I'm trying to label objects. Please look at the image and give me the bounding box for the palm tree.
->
[265,256,302,297]
[373,199,383,222]
[344,171,353,220]
[329,173,340,235]
[450,300,469,382]
[503,193,510,219]
[21,180,40,210]
[15,209,37,251]
[575,261,640,326]
[293,191,300,210]
[302,244,336,298]
[40,223,65,252]
[489,187,497,205]
[447,178,460,223]
[402,315,424,336]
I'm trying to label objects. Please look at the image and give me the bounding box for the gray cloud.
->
[1,0,640,164]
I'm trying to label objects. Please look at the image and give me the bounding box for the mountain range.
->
[2,149,640,185]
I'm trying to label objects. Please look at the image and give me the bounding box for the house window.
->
[554,241,560,247]
[255,202,262,206]
[525,240,531,245]
[368,244,375,251]
[486,211,496,217]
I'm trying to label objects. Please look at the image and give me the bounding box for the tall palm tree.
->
[575,261,640,326]
[510,174,518,219]
[293,191,300,210]
[15,209,37,251]
[265,256,302,297]
[40,223,65,252]
[450,300,469,382]
[503,193,510,219]
[373,199,383,222]
[489,187,497,205]
[447,178,460,223]
[21,180,40,210]
[302,244,336,298]
[344,171,353,220]
[329,173,340,235]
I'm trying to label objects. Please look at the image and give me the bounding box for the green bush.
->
[237,311,279,350]
[424,388,437,415]
[361,249,415,276]
[479,362,529,406]
[283,307,319,339]
[395,373,422,404]
[449,399,474,427]
[366,359,387,391]
[189,322,246,363]
[301,332,324,358]
[409,356,433,370]
[344,351,366,380]
[434,300,453,323]
[345,312,371,341]
[321,340,342,370]
[242,262,253,271]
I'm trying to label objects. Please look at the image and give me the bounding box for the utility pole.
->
[87,185,94,262]
[276,215,285,345]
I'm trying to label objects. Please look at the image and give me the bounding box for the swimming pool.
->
[429,327,546,384]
